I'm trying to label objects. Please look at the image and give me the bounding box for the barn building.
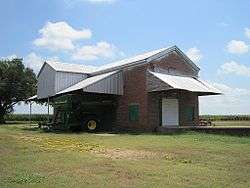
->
[33,46,220,131]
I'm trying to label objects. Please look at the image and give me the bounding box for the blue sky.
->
[1,0,250,115]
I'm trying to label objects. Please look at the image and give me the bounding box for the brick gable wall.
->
[115,52,199,131]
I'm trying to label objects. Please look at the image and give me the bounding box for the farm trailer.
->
[45,93,118,131]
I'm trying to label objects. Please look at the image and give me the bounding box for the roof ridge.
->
[38,45,200,77]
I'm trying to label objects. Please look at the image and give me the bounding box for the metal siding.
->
[55,72,87,93]
[83,71,123,95]
[37,65,88,99]
[37,64,56,99]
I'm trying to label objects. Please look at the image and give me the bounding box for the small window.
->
[129,104,139,122]
[168,67,176,74]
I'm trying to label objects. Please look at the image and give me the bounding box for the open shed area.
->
[51,92,118,131]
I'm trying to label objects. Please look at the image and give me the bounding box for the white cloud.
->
[24,52,44,73]
[226,40,249,54]
[218,22,229,27]
[245,27,250,39]
[200,82,250,115]
[1,53,59,74]
[72,41,121,61]
[0,54,18,60]
[186,47,203,63]
[33,21,124,62]
[33,21,92,51]
[24,52,59,74]
[218,61,250,77]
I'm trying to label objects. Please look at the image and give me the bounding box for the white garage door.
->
[162,98,179,127]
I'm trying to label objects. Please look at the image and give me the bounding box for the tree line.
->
[200,115,250,121]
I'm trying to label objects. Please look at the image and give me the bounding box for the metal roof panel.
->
[149,71,221,94]
[38,45,200,77]
[46,61,98,74]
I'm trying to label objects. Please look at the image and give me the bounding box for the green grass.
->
[0,123,250,188]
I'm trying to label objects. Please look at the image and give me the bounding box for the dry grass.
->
[96,148,166,160]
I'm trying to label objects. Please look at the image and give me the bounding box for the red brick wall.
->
[147,90,199,129]
[115,65,149,130]
[115,52,199,131]
[178,91,199,126]
[150,52,198,77]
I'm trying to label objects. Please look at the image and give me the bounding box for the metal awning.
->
[56,70,123,95]
[149,71,221,95]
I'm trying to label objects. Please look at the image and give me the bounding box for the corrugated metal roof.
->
[56,71,121,95]
[44,47,170,76]
[149,71,221,94]
[91,45,200,75]
[46,61,98,74]
[93,47,169,74]
[38,45,200,77]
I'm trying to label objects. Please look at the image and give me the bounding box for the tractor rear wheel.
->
[84,119,99,132]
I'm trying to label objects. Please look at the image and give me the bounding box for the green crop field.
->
[213,120,250,127]
[0,123,250,188]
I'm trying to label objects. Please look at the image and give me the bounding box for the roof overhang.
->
[56,70,123,96]
[37,61,97,78]
[26,95,38,101]
[148,71,221,95]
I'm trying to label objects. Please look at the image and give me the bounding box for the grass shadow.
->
[192,129,250,137]
[20,125,189,136]
[19,124,250,137]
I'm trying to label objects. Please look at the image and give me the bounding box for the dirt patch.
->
[94,148,166,160]
[10,134,177,161]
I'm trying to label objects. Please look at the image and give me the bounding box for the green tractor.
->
[50,94,116,131]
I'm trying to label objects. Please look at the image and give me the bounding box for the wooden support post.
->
[29,101,32,127]
[47,97,50,123]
